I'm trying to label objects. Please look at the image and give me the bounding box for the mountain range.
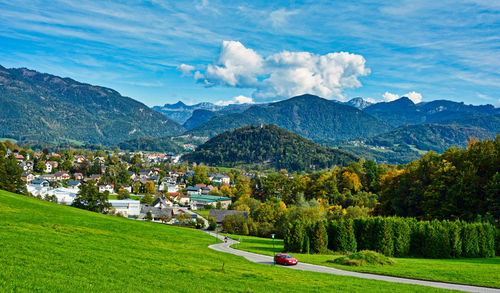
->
[1,64,498,165]
[0,65,184,145]
[187,94,392,141]
[152,101,253,124]
[363,97,499,127]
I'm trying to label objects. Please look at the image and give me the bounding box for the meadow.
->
[226,234,500,288]
[0,190,452,292]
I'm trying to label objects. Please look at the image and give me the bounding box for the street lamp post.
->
[271,234,275,265]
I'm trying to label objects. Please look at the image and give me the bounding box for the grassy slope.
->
[0,191,449,293]
[194,209,210,219]
[226,234,500,288]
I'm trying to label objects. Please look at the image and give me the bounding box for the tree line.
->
[283,217,496,258]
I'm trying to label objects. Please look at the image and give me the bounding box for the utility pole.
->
[271,234,275,265]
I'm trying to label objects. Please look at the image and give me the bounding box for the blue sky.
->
[0,0,499,107]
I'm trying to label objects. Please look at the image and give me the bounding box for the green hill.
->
[0,65,185,145]
[0,190,442,292]
[183,124,358,171]
[188,94,391,141]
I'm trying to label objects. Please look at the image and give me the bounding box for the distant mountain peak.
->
[393,96,415,105]
[172,101,187,107]
[345,97,373,109]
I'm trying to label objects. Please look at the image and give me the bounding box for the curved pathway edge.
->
[205,231,499,293]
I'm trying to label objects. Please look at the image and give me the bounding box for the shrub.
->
[462,224,479,257]
[478,223,495,258]
[373,217,393,256]
[256,222,274,238]
[392,218,410,257]
[208,217,217,231]
[195,217,205,229]
[331,250,395,266]
[447,221,462,258]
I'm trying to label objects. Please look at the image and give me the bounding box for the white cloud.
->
[177,64,195,76]
[383,91,422,103]
[405,91,422,103]
[365,97,377,104]
[382,91,400,102]
[189,41,370,100]
[215,95,254,106]
[202,41,264,87]
[269,8,298,28]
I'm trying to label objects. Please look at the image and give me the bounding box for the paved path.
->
[205,232,500,293]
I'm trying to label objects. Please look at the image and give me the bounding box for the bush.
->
[328,219,356,253]
[195,217,205,229]
[256,222,275,238]
[462,224,479,257]
[392,218,410,257]
[331,250,395,266]
[208,217,217,231]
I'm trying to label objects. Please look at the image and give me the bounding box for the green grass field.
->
[0,191,452,292]
[225,234,500,288]
[194,208,210,219]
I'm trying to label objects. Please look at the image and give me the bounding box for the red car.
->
[274,253,298,265]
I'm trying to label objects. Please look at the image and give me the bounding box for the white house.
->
[27,183,78,205]
[209,174,231,186]
[21,172,35,184]
[47,187,78,205]
[159,181,179,193]
[45,162,53,173]
[98,184,114,194]
[108,199,141,217]
[151,196,173,208]
[176,194,190,205]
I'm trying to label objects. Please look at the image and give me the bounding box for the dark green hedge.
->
[284,217,496,258]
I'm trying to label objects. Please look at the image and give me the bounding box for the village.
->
[11,147,239,227]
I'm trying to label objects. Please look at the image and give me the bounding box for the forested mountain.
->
[364,97,499,127]
[183,124,358,172]
[366,123,496,153]
[188,94,391,141]
[183,109,217,130]
[322,114,500,164]
[435,114,500,133]
[116,137,185,153]
[152,100,253,124]
[364,97,425,126]
[0,65,184,145]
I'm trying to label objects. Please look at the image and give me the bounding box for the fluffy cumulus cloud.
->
[181,41,370,100]
[215,95,254,106]
[383,91,422,103]
[177,64,195,76]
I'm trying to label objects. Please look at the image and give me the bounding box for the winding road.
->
[205,231,500,293]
